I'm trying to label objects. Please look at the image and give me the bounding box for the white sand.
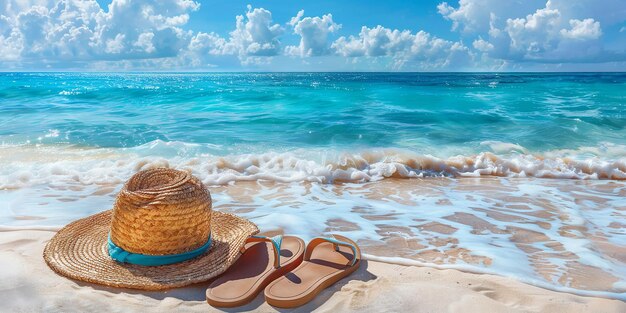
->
[1,230,624,313]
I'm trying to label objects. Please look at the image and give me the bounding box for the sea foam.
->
[2,141,626,190]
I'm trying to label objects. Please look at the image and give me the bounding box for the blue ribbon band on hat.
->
[107,234,212,266]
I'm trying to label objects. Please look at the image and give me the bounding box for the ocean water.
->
[1,72,626,299]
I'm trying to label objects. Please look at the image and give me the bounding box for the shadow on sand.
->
[75,260,377,311]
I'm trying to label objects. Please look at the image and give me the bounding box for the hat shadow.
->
[73,260,377,311]
[73,279,207,301]
[71,243,279,301]
[72,240,237,302]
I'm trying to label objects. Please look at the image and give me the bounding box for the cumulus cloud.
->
[285,10,340,57]
[225,5,283,61]
[498,6,607,62]
[0,1,624,70]
[560,18,602,40]
[438,0,545,33]
[547,0,626,26]
[0,14,21,61]
[472,37,493,52]
[188,32,226,55]
[331,26,473,69]
[438,0,625,64]
[188,5,282,65]
[135,32,156,53]
[332,26,413,57]
[94,0,198,58]
[504,7,563,58]
[438,0,624,33]
[0,0,199,65]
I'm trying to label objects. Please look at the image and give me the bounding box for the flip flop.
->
[206,235,305,307]
[264,234,361,308]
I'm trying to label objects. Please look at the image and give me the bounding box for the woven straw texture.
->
[43,168,258,290]
[110,168,213,255]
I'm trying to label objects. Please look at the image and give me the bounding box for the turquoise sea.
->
[2,72,626,156]
[1,72,625,299]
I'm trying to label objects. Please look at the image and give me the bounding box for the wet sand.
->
[209,178,626,297]
[4,176,626,299]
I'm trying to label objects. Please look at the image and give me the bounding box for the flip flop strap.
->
[240,235,283,268]
[304,235,358,267]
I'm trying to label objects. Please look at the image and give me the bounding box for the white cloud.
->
[332,26,472,69]
[93,0,198,58]
[437,0,624,65]
[437,0,545,33]
[335,26,410,57]
[188,32,226,55]
[547,0,626,26]
[0,1,623,70]
[437,0,624,33]
[105,33,126,54]
[187,5,283,65]
[15,5,52,57]
[0,14,21,61]
[134,32,156,53]
[437,0,625,65]
[472,37,493,51]
[504,7,562,57]
[224,5,283,63]
[0,0,199,64]
[560,18,602,40]
[285,10,340,57]
[333,26,413,57]
[496,6,608,62]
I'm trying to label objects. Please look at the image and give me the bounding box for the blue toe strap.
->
[241,235,283,268]
[305,235,359,267]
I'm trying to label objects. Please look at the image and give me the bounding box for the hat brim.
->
[43,210,258,290]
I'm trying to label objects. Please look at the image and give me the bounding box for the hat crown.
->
[110,168,212,256]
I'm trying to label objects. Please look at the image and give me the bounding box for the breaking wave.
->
[2,140,626,189]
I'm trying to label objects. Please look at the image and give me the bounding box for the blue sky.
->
[1,0,625,71]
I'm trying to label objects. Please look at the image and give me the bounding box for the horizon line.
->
[1,71,625,74]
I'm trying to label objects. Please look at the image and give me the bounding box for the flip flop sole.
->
[206,236,305,308]
[264,235,361,308]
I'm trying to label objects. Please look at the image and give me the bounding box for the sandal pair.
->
[206,234,361,308]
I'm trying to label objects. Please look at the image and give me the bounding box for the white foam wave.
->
[2,142,626,190]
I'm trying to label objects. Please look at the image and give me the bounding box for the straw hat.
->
[43,168,258,290]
